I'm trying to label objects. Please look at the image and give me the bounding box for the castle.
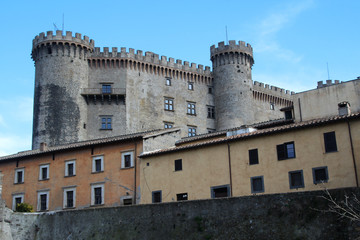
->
[31,30,293,149]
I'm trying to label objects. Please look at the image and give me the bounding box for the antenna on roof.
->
[62,13,64,35]
[225,26,228,45]
[53,23,59,32]
[327,62,331,80]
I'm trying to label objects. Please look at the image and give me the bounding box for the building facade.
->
[0,133,146,211]
[31,30,293,149]
[139,113,360,204]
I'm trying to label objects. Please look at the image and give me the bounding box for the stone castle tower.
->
[31,31,293,149]
[211,41,254,130]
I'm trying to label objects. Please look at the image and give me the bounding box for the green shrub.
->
[16,202,34,212]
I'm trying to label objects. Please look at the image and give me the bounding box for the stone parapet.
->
[33,30,94,50]
[90,47,211,76]
[253,81,294,97]
[210,40,253,58]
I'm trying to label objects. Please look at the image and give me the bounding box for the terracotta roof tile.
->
[140,112,360,158]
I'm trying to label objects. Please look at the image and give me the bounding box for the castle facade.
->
[31,30,293,149]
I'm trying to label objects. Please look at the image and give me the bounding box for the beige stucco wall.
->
[140,120,359,204]
[293,79,360,122]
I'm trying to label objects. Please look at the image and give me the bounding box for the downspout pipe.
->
[347,119,358,187]
[134,141,138,203]
[227,142,233,197]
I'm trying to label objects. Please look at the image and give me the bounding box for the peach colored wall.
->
[140,121,358,204]
[0,140,143,211]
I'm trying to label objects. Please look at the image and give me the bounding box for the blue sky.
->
[0,0,359,156]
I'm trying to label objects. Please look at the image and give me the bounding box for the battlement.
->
[90,47,211,75]
[33,30,94,49]
[253,81,295,96]
[317,79,341,89]
[210,40,253,57]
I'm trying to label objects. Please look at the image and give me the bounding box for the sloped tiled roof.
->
[0,130,160,162]
[175,118,293,146]
[140,113,360,158]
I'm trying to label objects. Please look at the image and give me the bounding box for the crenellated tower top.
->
[32,30,94,49]
[211,40,253,60]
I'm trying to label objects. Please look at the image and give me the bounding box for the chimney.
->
[40,142,48,151]
[338,102,351,116]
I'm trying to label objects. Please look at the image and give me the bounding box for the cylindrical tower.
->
[31,30,94,149]
[210,40,254,130]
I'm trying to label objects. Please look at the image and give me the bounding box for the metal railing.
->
[81,88,126,95]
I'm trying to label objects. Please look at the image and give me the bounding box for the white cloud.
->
[0,114,6,127]
[254,0,314,63]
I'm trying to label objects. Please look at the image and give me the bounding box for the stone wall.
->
[3,188,360,240]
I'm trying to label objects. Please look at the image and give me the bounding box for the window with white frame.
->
[65,160,76,177]
[92,156,104,173]
[91,183,104,205]
[14,168,24,184]
[39,164,49,180]
[37,190,49,211]
[187,102,196,115]
[121,151,134,168]
[188,126,196,137]
[12,193,24,211]
[63,187,76,208]
[207,106,215,119]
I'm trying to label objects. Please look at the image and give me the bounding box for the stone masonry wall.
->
[4,188,360,240]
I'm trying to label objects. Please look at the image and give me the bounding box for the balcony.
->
[81,88,126,105]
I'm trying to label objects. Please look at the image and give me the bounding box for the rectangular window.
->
[65,160,76,177]
[188,82,194,90]
[208,86,213,94]
[102,84,112,94]
[207,128,216,133]
[165,78,171,86]
[12,194,24,211]
[14,168,24,184]
[92,156,104,173]
[91,183,104,205]
[324,132,337,153]
[37,191,49,211]
[164,98,174,111]
[289,170,304,189]
[270,103,275,110]
[188,126,196,137]
[164,122,173,129]
[187,102,196,115]
[277,142,296,160]
[175,159,182,171]
[285,110,293,120]
[248,149,259,165]
[207,106,215,119]
[121,151,134,168]
[251,176,264,193]
[211,185,230,198]
[312,166,329,184]
[123,198,133,205]
[63,187,76,208]
[176,193,188,201]
[152,191,162,203]
[39,164,49,180]
[101,117,112,130]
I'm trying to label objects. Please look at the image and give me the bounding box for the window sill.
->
[100,128,112,131]
[289,186,304,190]
[39,178,49,181]
[164,109,174,112]
[187,113,197,116]
[64,175,76,178]
[90,204,104,207]
[121,166,134,170]
[63,206,76,210]
[324,150,338,154]
[14,182,24,185]
[278,157,296,161]
[91,171,104,174]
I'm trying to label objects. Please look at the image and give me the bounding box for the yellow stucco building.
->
[139,113,360,203]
